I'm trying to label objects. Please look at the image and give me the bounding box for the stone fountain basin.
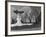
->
[11,23,33,27]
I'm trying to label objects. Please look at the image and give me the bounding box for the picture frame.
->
[5,1,45,36]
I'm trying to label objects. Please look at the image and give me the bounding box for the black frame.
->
[5,1,45,36]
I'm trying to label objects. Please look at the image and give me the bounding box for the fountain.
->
[11,10,33,26]
[13,10,24,26]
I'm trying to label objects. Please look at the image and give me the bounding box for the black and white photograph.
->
[6,1,45,35]
[11,5,41,31]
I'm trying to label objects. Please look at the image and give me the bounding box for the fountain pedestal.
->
[14,10,24,26]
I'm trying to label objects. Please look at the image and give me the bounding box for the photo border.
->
[5,1,45,36]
